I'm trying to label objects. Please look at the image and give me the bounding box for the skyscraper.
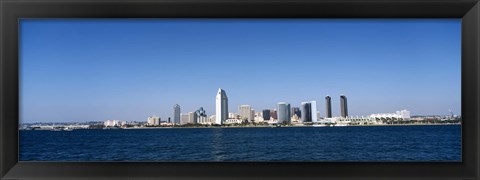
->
[262,109,271,120]
[340,94,348,118]
[270,109,278,120]
[311,101,318,122]
[189,112,197,124]
[173,104,181,125]
[238,105,253,121]
[277,102,291,123]
[301,101,317,122]
[215,88,228,125]
[291,107,301,118]
[325,96,332,118]
[301,102,312,122]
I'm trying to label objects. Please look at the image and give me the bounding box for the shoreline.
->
[20,123,461,131]
[119,123,461,129]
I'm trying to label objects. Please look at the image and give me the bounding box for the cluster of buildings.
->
[140,88,412,126]
[104,120,126,127]
[213,88,356,125]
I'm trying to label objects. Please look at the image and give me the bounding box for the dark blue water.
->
[19,125,461,161]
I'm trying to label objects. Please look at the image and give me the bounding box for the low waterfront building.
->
[254,112,264,122]
[209,115,216,123]
[104,120,123,127]
[291,114,300,122]
[369,109,411,121]
[224,119,243,124]
[147,116,160,126]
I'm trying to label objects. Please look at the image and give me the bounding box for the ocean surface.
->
[19,125,461,161]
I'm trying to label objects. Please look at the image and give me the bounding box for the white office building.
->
[369,109,411,120]
[104,120,123,127]
[147,115,160,126]
[215,88,228,125]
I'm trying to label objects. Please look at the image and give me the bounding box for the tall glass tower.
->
[215,88,228,125]
[173,104,181,125]
[291,107,301,118]
[262,109,271,120]
[277,102,291,123]
[325,96,332,118]
[340,94,348,118]
[301,102,312,122]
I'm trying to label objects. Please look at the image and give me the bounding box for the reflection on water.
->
[19,125,461,161]
[211,128,226,161]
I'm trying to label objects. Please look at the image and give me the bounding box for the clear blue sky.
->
[20,19,461,123]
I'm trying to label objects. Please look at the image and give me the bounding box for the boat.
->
[313,124,327,127]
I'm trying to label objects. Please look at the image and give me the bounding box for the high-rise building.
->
[291,107,301,118]
[340,94,348,118]
[215,88,228,125]
[262,109,271,120]
[250,109,255,122]
[238,105,253,121]
[195,107,208,124]
[277,102,291,123]
[270,109,278,120]
[188,112,197,124]
[301,101,319,122]
[311,101,318,122]
[301,102,312,122]
[325,96,332,118]
[173,104,181,125]
[301,101,317,122]
[180,114,189,125]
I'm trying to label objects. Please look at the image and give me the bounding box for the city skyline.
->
[20,19,461,123]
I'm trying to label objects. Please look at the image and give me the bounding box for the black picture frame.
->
[1,0,479,179]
